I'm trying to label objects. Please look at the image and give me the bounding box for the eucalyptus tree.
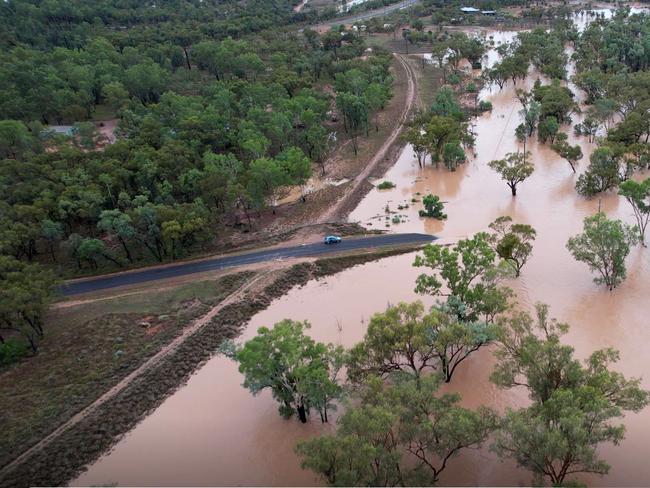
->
[566,212,639,290]
[488,151,534,196]
[492,303,649,486]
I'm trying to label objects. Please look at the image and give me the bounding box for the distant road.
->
[321,0,420,26]
[60,233,435,296]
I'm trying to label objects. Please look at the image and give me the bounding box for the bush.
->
[0,339,29,366]
[419,194,447,220]
[377,181,396,190]
[448,73,461,85]
[392,215,401,224]
[478,100,493,112]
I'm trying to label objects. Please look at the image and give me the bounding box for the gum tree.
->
[492,303,649,486]
[296,375,497,486]
[488,216,537,277]
[414,232,512,323]
[619,178,650,246]
[566,212,639,290]
[488,151,534,196]
[230,320,343,423]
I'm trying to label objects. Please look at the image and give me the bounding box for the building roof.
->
[47,125,74,136]
[460,7,480,13]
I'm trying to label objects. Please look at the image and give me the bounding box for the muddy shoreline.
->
[0,248,417,488]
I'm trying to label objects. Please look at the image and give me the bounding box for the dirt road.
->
[318,53,417,223]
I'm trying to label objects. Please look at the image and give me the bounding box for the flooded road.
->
[75,12,650,487]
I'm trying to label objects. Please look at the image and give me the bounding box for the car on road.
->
[324,235,342,244]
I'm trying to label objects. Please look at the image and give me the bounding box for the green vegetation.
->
[404,87,472,169]
[419,194,447,219]
[377,180,396,190]
[492,303,649,486]
[414,232,512,323]
[0,256,57,353]
[488,216,536,277]
[488,151,534,196]
[551,132,583,173]
[567,212,639,291]
[296,375,497,486]
[229,320,343,423]
[619,179,650,246]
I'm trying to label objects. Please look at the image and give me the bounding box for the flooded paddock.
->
[75,11,650,487]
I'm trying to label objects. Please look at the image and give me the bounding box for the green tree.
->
[492,303,649,486]
[488,151,534,196]
[414,233,511,322]
[296,375,497,486]
[40,219,64,262]
[419,194,447,220]
[619,178,650,246]
[0,256,56,353]
[575,147,621,197]
[537,116,559,144]
[442,141,465,171]
[566,212,639,290]
[551,132,583,173]
[347,301,441,383]
[277,147,312,202]
[231,319,343,423]
[336,92,368,156]
[488,216,537,277]
[246,157,289,214]
[0,120,34,160]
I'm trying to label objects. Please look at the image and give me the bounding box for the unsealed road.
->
[60,233,435,296]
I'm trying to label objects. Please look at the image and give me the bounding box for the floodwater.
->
[75,11,650,487]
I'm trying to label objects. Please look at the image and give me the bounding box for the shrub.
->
[0,339,29,366]
[478,100,493,112]
[377,181,396,190]
[419,194,447,219]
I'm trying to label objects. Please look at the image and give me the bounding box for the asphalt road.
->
[60,233,435,296]
[323,0,420,26]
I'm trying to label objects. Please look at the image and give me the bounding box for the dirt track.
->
[318,53,417,223]
[0,272,269,479]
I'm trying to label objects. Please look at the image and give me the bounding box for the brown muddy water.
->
[75,14,650,487]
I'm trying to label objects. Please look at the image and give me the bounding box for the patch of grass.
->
[377,180,396,190]
[0,271,254,469]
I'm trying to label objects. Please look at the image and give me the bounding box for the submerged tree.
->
[488,151,534,196]
[296,375,497,486]
[619,178,650,246]
[488,216,537,277]
[492,303,649,486]
[230,320,343,423]
[419,194,447,220]
[348,301,498,384]
[551,132,583,173]
[575,147,621,196]
[566,212,639,290]
[414,233,512,323]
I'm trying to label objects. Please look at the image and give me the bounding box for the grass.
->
[0,271,254,469]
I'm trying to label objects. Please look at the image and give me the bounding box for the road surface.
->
[321,0,420,26]
[60,233,435,296]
